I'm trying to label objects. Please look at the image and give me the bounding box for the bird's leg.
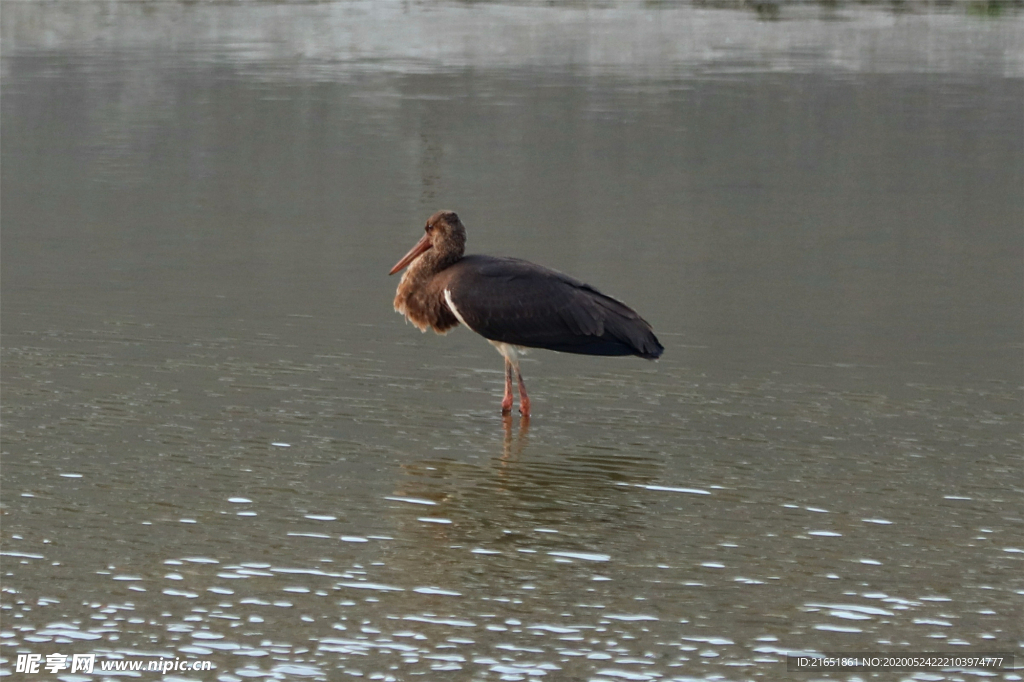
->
[501,357,514,415]
[516,366,531,418]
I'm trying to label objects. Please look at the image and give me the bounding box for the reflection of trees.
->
[418,130,444,209]
[6,2,1016,82]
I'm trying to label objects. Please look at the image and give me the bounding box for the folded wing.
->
[439,255,663,359]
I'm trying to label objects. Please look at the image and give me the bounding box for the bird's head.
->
[389,210,467,275]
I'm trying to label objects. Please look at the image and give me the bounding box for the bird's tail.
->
[599,299,664,360]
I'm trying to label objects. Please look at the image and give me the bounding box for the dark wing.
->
[440,255,663,359]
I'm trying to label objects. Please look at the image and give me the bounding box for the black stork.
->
[389,211,663,417]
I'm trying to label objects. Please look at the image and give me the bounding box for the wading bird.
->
[390,211,663,417]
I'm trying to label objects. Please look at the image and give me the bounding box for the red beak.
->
[389,233,432,275]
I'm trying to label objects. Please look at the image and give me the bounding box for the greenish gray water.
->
[2,2,1022,680]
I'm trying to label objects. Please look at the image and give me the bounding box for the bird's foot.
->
[518,396,531,418]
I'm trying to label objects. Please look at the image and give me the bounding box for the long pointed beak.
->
[389,233,432,275]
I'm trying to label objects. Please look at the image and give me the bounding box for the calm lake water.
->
[2,1,1022,680]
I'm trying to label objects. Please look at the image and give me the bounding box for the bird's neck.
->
[409,246,462,281]
[397,248,460,304]
[394,248,463,332]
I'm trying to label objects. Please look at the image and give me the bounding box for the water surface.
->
[2,2,1022,680]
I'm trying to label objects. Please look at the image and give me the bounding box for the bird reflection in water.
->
[500,412,530,465]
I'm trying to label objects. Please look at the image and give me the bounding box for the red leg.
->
[516,368,531,418]
[501,357,514,415]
